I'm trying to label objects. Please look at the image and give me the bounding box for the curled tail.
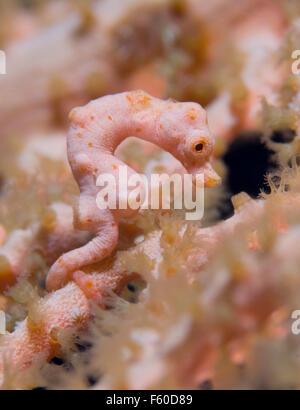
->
[46,195,118,292]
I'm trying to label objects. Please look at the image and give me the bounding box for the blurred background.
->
[1,0,300,390]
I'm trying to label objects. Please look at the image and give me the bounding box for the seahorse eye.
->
[194,142,204,152]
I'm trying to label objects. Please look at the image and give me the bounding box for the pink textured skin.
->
[46,90,220,292]
[0,229,34,293]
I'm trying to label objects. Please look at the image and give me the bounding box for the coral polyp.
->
[1,0,300,391]
[46,90,219,292]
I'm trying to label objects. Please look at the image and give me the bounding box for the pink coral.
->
[1,267,140,372]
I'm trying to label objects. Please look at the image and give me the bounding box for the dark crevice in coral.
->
[49,356,65,366]
[220,131,277,219]
[75,341,93,353]
[49,356,74,372]
[86,374,101,387]
[127,282,138,292]
[217,195,234,220]
[270,128,296,144]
